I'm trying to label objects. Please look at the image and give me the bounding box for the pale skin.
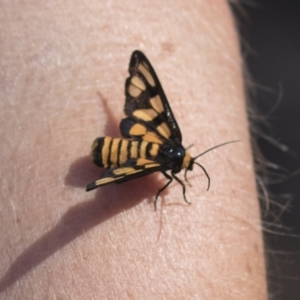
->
[0,1,267,299]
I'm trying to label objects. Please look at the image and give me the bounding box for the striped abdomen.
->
[91,137,160,168]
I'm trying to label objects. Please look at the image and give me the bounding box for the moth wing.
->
[122,50,182,144]
[86,160,162,191]
[120,117,164,144]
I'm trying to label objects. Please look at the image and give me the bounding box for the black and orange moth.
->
[86,50,237,209]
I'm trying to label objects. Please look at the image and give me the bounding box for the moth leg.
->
[184,169,192,187]
[154,171,173,211]
[194,162,210,191]
[171,171,191,205]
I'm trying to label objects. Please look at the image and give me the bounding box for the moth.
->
[86,50,237,209]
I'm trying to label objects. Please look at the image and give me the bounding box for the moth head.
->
[184,140,240,190]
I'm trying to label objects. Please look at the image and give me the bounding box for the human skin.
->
[0,0,267,299]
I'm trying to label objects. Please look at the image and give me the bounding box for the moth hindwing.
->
[86,50,237,210]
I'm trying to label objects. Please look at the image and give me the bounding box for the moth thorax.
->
[182,151,193,170]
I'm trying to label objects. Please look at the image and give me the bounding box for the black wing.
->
[120,50,182,144]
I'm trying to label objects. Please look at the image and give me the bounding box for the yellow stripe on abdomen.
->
[149,143,159,157]
[130,141,139,159]
[101,137,113,167]
[119,139,129,166]
[109,138,122,167]
[140,141,148,159]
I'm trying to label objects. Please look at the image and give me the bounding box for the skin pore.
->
[0,0,267,299]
